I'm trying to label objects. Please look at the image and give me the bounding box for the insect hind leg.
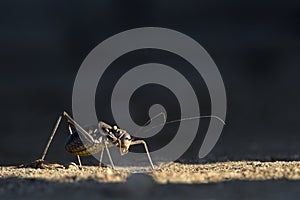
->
[40,115,63,161]
[25,114,63,169]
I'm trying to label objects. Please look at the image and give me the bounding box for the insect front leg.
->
[130,140,154,169]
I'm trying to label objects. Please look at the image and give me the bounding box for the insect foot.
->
[20,159,65,169]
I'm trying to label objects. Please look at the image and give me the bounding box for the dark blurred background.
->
[0,0,299,165]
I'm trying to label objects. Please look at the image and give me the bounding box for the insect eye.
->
[124,136,131,140]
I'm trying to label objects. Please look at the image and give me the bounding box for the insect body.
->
[33,111,225,170]
[38,111,154,169]
[65,122,132,156]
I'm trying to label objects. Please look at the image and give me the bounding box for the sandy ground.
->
[1,161,300,199]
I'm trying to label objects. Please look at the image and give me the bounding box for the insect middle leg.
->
[104,141,115,169]
[99,148,104,167]
[68,124,82,167]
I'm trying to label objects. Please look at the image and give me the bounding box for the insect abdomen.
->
[64,131,104,156]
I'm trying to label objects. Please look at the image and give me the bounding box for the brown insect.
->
[36,111,154,169]
[32,111,225,170]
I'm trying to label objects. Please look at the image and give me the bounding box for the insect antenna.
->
[135,112,167,136]
[137,114,226,136]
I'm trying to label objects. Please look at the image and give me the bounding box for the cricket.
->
[31,111,225,170]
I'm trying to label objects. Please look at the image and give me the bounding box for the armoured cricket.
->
[31,111,225,170]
